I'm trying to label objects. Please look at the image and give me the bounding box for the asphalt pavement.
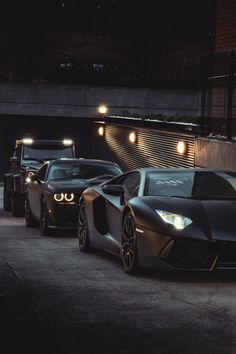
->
[1,187,236,354]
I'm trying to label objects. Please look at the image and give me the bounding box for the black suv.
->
[3,138,76,216]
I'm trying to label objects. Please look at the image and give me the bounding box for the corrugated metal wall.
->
[93,122,195,171]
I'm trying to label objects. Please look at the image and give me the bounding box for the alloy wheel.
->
[78,202,90,252]
[121,212,139,274]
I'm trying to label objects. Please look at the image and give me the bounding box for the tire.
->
[78,201,90,252]
[40,198,51,236]
[121,212,139,274]
[11,192,25,217]
[25,199,37,228]
[3,185,11,211]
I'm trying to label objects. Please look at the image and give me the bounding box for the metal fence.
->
[93,121,195,171]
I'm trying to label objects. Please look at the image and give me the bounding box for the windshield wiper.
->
[24,157,57,163]
[23,158,44,163]
[151,194,190,198]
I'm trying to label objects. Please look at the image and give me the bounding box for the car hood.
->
[24,164,43,172]
[48,179,90,193]
[135,196,236,242]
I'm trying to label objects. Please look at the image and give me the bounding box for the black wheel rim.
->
[78,203,87,248]
[122,215,135,270]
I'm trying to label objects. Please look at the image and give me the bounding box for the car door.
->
[104,172,141,250]
[28,164,48,219]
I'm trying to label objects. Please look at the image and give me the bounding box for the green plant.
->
[117,111,199,125]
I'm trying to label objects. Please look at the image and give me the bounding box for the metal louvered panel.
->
[93,122,195,171]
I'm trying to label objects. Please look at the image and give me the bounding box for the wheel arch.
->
[122,205,134,224]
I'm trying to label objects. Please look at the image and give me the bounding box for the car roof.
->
[49,158,120,166]
[138,167,235,173]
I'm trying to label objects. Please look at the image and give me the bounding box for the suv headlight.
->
[156,210,192,230]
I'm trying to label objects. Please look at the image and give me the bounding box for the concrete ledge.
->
[195,137,236,171]
[0,82,200,118]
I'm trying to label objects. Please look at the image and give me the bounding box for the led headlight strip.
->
[54,193,75,202]
[156,210,192,230]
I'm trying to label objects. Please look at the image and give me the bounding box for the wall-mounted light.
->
[177,141,187,155]
[129,131,137,143]
[98,126,105,137]
[98,104,108,115]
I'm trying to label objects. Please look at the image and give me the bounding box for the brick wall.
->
[0,29,210,86]
[31,30,134,84]
[215,0,236,52]
[204,0,236,136]
[0,31,27,81]
[149,40,210,84]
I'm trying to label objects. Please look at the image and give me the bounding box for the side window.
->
[37,164,48,181]
[121,173,141,201]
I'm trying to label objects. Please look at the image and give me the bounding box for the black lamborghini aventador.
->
[78,168,236,274]
[25,158,122,236]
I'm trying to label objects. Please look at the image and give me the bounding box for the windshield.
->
[145,171,236,198]
[23,146,74,162]
[48,162,122,180]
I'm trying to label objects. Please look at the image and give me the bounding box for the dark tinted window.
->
[145,171,236,198]
[48,162,122,180]
[23,146,73,162]
[106,172,141,201]
[37,164,48,181]
[121,173,141,200]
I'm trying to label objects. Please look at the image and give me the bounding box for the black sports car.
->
[25,158,122,235]
[78,168,236,274]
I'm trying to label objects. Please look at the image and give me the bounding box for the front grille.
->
[165,240,215,270]
[217,242,236,268]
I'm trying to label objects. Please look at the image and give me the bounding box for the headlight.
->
[63,139,73,146]
[156,210,192,230]
[53,193,75,202]
[65,193,74,202]
[54,193,64,202]
[22,138,33,145]
[25,171,35,183]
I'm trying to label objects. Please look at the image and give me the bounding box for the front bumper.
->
[48,202,78,229]
[137,230,236,271]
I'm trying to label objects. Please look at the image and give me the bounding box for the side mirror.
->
[102,185,125,205]
[102,184,124,196]
[30,174,40,182]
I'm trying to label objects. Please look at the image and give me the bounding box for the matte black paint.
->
[80,168,236,271]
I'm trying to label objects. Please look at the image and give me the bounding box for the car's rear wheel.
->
[11,192,25,217]
[3,185,11,211]
[40,198,51,236]
[78,201,90,252]
[121,212,139,274]
[25,199,37,228]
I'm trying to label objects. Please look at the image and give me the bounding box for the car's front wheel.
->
[40,198,51,236]
[78,201,90,252]
[121,212,139,274]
